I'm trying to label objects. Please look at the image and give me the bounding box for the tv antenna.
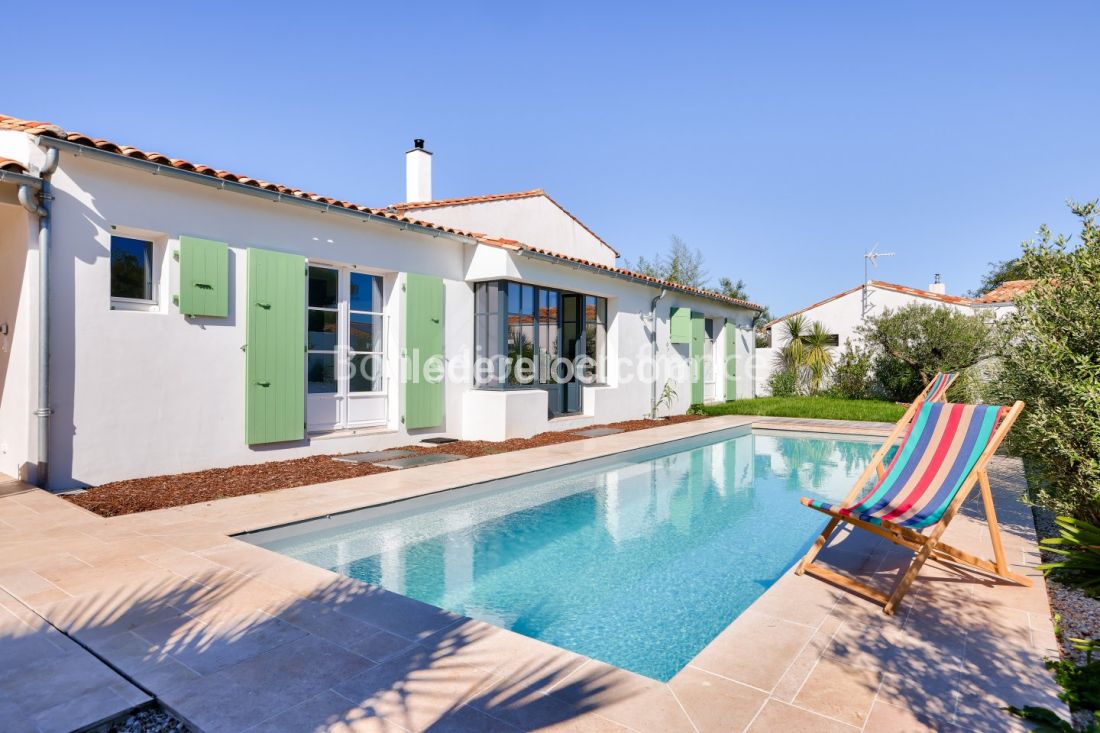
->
[862,244,895,317]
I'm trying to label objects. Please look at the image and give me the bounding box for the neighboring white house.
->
[0,115,761,490]
[755,277,1032,394]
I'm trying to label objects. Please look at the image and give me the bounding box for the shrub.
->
[997,201,1100,522]
[767,367,799,397]
[870,353,923,402]
[827,341,874,400]
[858,303,997,402]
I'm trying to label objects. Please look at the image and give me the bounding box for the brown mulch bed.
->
[66,415,704,518]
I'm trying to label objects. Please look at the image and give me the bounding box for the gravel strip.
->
[99,703,189,732]
[64,415,703,517]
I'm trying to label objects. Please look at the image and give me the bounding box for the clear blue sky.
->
[6,1,1098,315]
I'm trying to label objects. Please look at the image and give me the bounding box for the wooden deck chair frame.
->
[896,372,957,427]
[795,399,1030,614]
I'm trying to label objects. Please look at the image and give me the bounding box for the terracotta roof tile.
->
[973,279,1036,304]
[0,157,28,174]
[0,112,755,309]
[479,237,762,310]
[766,280,974,328]
[0,112,478,241]
[391,188,621,257]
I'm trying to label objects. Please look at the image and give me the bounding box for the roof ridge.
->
[388,189,545,209]
[389,187,621,257]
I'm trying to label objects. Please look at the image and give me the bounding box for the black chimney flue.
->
[414,139,425,150]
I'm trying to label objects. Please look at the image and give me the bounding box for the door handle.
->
[255,381,271,387]
[256,302,271,309]
[195,283,214,290]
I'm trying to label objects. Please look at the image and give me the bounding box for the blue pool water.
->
[244,428,885,681]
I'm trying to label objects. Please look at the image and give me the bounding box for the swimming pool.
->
[243,427,885,681]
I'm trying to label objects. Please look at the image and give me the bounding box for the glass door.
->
[306,265,388,432]
[704,318,717,402]
[307,265,341,430]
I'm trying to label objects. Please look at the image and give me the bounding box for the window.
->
[348,272,383,392]
[584,295,607,383]
[110,235,153,302]
[474,280,607,388]
[306,265,387,431]
[825,334,840,347]
[506,283,535,384]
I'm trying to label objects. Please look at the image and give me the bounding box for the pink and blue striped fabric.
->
[925,372,958,403]
[806,401,1006,529]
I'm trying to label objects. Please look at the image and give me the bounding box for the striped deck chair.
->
[795,399,1029,613]
[895,371,959,427]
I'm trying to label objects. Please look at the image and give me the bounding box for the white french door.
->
[703,318,717,402]
[306,264,387,431]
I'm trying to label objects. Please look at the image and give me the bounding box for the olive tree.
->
[997,201,1100,522]
[857,303,997,402]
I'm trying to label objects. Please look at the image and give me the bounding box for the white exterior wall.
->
[0,133,757,488]
[755,284,976,395]
[33,152,472,489]
[463,246,756,437]
[403,196,618,267]
[0,204,36,480]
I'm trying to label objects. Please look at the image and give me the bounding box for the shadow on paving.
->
[31,567,629,732]
[809,479,1064,731]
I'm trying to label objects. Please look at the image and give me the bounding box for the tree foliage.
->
[970,256,1034,297]
[996,200,1100,522]
[628,236,708,288]
[856,303,996,400]
[628,236,771,318]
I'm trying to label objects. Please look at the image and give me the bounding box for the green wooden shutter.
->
[179,236,229,317]
[246,248,305,444]
[670,306,692,344]
[725,322,738,401]
[691,311,705,404]
[404,273,444,429]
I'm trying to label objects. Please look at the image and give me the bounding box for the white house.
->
[0,115,761,490]
[755,276,1032,394]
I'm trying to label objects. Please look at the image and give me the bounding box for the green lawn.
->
[697,396,906,423]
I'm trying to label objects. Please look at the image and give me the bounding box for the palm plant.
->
[772,315,836,395]
[1039,516,1100,596]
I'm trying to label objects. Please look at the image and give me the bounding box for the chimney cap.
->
[407,138,432,155]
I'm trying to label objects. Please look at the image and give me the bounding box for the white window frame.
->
[306,260,390,432]
[109,226,168,312]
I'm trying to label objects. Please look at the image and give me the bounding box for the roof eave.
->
[37,136,479,246]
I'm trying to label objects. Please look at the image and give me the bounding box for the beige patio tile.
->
[689,610,816,691]
[332,650,500,733]
[667,665,768,733]
[243,689,402,733]
[863,699,944,732]
[745,699,857,732]
[793,657,881,727]
[468,674,629,732]
[162,634,377,733]
[745,572,840,627]
[770,614,842,702]
[545,660,696,733]
[416,618,587,682]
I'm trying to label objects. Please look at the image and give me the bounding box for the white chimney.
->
[405,138,432,203]
[928,273,946,295]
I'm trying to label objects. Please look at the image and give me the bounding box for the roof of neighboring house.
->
[479,236,763,310]
[0,157,28,174]
[390,188,620,257]
[973,279,1036,304]
[765,280,974,328]
[0,112,758,311]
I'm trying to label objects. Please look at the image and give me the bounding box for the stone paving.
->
[0,416,1068,732]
